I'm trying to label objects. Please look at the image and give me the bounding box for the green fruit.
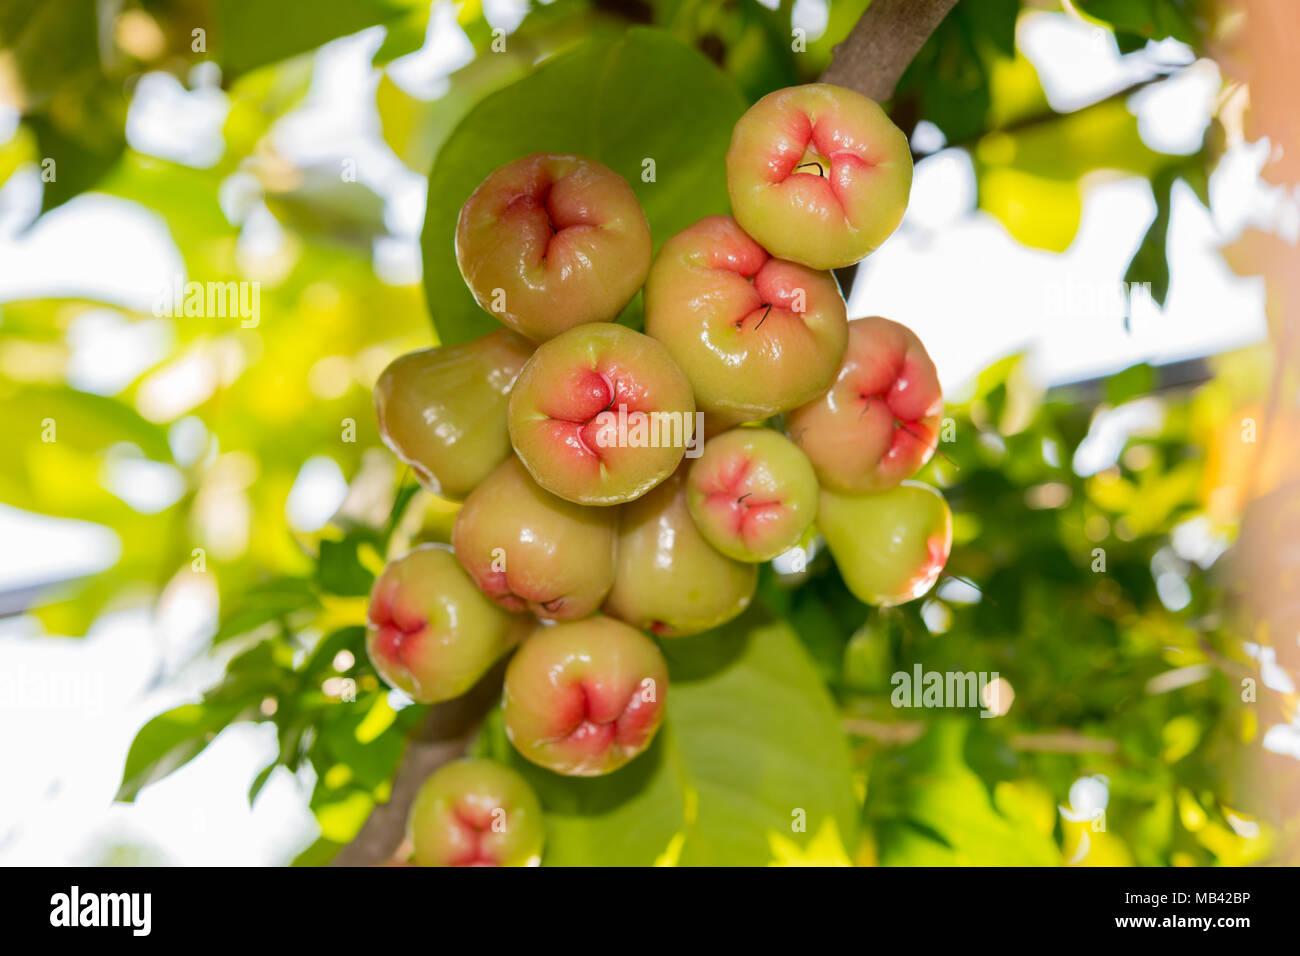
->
[456,153,652,342]
[374,329,534,501]
[604,470,757,636]
[366,545,523,703]
[503,616,668,777]
[818,481,952,606]
[452,455,617,621]
[409,759,544,867]
[686,428,818,562]
[726,83,913,270]
[644,215,847,421]
[508,322,696,506]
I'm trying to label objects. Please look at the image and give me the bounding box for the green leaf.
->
[874,721,1062,866]
[894,0,1019,143]
[494,610,859,866]
[248,761,277,806]
[116,701,249,802]
[315,534,378,597]
[214,0,423,76]
[420,26,746,345]
[213,577,320,644]
[1076,0,1203,48]
[1105,363,1155,406]
[1125,169,1176,307]
[29,108,127,214]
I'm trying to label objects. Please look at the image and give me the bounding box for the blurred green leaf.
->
[215,0,424,76]
[1077,0,1204,48]
[874,722,1062,865]
[116,701,249,802]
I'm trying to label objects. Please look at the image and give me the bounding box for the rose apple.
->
[786,316,942,493]
[373,329,534,501]
[726,83,912,269]
[452,455,617,621]
[409,759,544,867]
[508,322,696,505]
[503,615,668,777]
[644,215,847,422]
[366,544,524,703]
[604,470,757,636]
[456,153,652,341]
[685,427,818,562]
[818,481,952,606]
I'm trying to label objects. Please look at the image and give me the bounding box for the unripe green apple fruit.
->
[818,481,952,606]
[508,322,696,506]
[726,83,913,270]
[452,455,617,621]
[409,758,544,867]
[786,316,942,493]
[373,329,534,501]
[604,470,757,636]
[366,544,523,703]
[685,427,818,562]
[455,153,653,341]
[644,215,847,422]
[503,615,668,776]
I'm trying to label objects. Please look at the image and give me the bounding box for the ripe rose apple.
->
[503,615,668,776]
[604,470,757,636]
[685,427,818,562]
[373,329,534,501]
[455,153,652,342]
[644,215,847,422]
[726,83,913,270]
[786,316,942,493]
[452,455,617,621]
[819,481,952,606]
[366,545,524,703]
[409,759,544,867]
[508,322,696,505]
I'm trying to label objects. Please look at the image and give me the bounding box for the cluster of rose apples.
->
[367,84,951,866]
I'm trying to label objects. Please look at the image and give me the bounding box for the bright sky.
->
[0,5,1285,864]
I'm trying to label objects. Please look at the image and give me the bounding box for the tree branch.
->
[820,0,960,101]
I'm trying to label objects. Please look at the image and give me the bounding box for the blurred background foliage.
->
[1,0,1296,866]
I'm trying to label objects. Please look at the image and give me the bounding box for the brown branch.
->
[330,657,509,867]
[820,0,961,101]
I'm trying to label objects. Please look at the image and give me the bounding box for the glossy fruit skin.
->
[503,616,668,777]
[818,481,952,606]
[374,329,534,501]
[508,322,696,506]
[366,545,523,703]
[604,470,757,636]
[726,83,913,270]
[455,153,653,342]
[686,428,818,562]
[786,316,942,493]
[452,455,617,621]
[409,759,544,867]
[644,215,847,422]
